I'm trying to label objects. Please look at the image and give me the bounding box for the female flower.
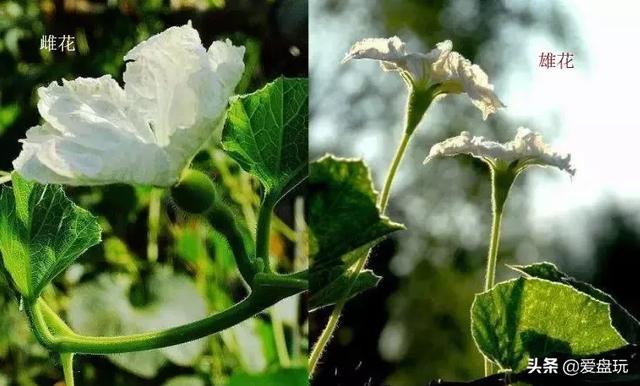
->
[425,127,575,176]
[13,22,245,186]
[343,37,504,120]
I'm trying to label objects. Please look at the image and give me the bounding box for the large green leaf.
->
[510,262,640,344]
[471,277,626,372]
[308,156,404,310]
[227,368,307,386]
[222,77,308,199]
[0,173,101,299]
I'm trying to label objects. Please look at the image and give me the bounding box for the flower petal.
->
[207,39,246,96]
[343,36,407,64]
[14,23,245,187]
[15,76,176,185]
[123,22,244,175]
[123,23,207,145]
[425,128,575,176]
[431,50,505,120]
[13,123,174,186]
[37,75,154,147]
[344,37,504,118]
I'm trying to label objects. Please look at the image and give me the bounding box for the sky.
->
[506,1,640,222]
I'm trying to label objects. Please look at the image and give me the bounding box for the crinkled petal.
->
[13,123,173,186]
[123,23,207,145]
[425,128,575,176]
[15,76,175,185]
[37,75,154,146]
[344,37,430,80]
[207,39,246,96]
[343,36,407,64]
[123,22,244,173]
[432,51,505,120]
[13,23,245,187]
[344,37,504,118]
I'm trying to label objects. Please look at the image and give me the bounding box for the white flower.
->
[343,37,504,119]
[425,127,575,176]
[13,22,245,186]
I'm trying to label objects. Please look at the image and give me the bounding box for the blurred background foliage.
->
[310,1,640,386]
[0,0,307,385]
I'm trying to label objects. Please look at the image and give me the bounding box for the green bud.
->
[171,169,216,214]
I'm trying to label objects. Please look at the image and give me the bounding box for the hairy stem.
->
[483,167,515,376]
[309,84,442,376]
[309,122,416,376]
[27,273,306,355]
[378,131,412,213]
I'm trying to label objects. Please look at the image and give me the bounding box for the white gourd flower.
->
[13,22,245,186]
[343,37,504,119]
[425,127,575,176]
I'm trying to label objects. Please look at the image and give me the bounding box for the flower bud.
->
[171,169,216,214]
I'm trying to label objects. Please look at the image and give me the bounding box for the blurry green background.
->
[0,1,307,385]
[310,1,640,385]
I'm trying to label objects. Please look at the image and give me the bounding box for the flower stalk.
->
[483,166,515,376]
[484,166,515,292]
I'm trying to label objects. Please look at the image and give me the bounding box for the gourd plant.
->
[0,24,308,386]
[309,36,640,384]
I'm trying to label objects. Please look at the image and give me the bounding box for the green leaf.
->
[0,173,101,299]
[67,268,208,378]
[308,156,404,310]
[222,77,308,199]
[510,262,640,344]
[471,277,627,371]
[227,368,307,386]
[310,269,381,309]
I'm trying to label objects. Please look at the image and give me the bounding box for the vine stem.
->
[256,191,277,273]
[309,127,413,376]
[309,84,437,377]
[61,353,75,386]
[26,273,306,355]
